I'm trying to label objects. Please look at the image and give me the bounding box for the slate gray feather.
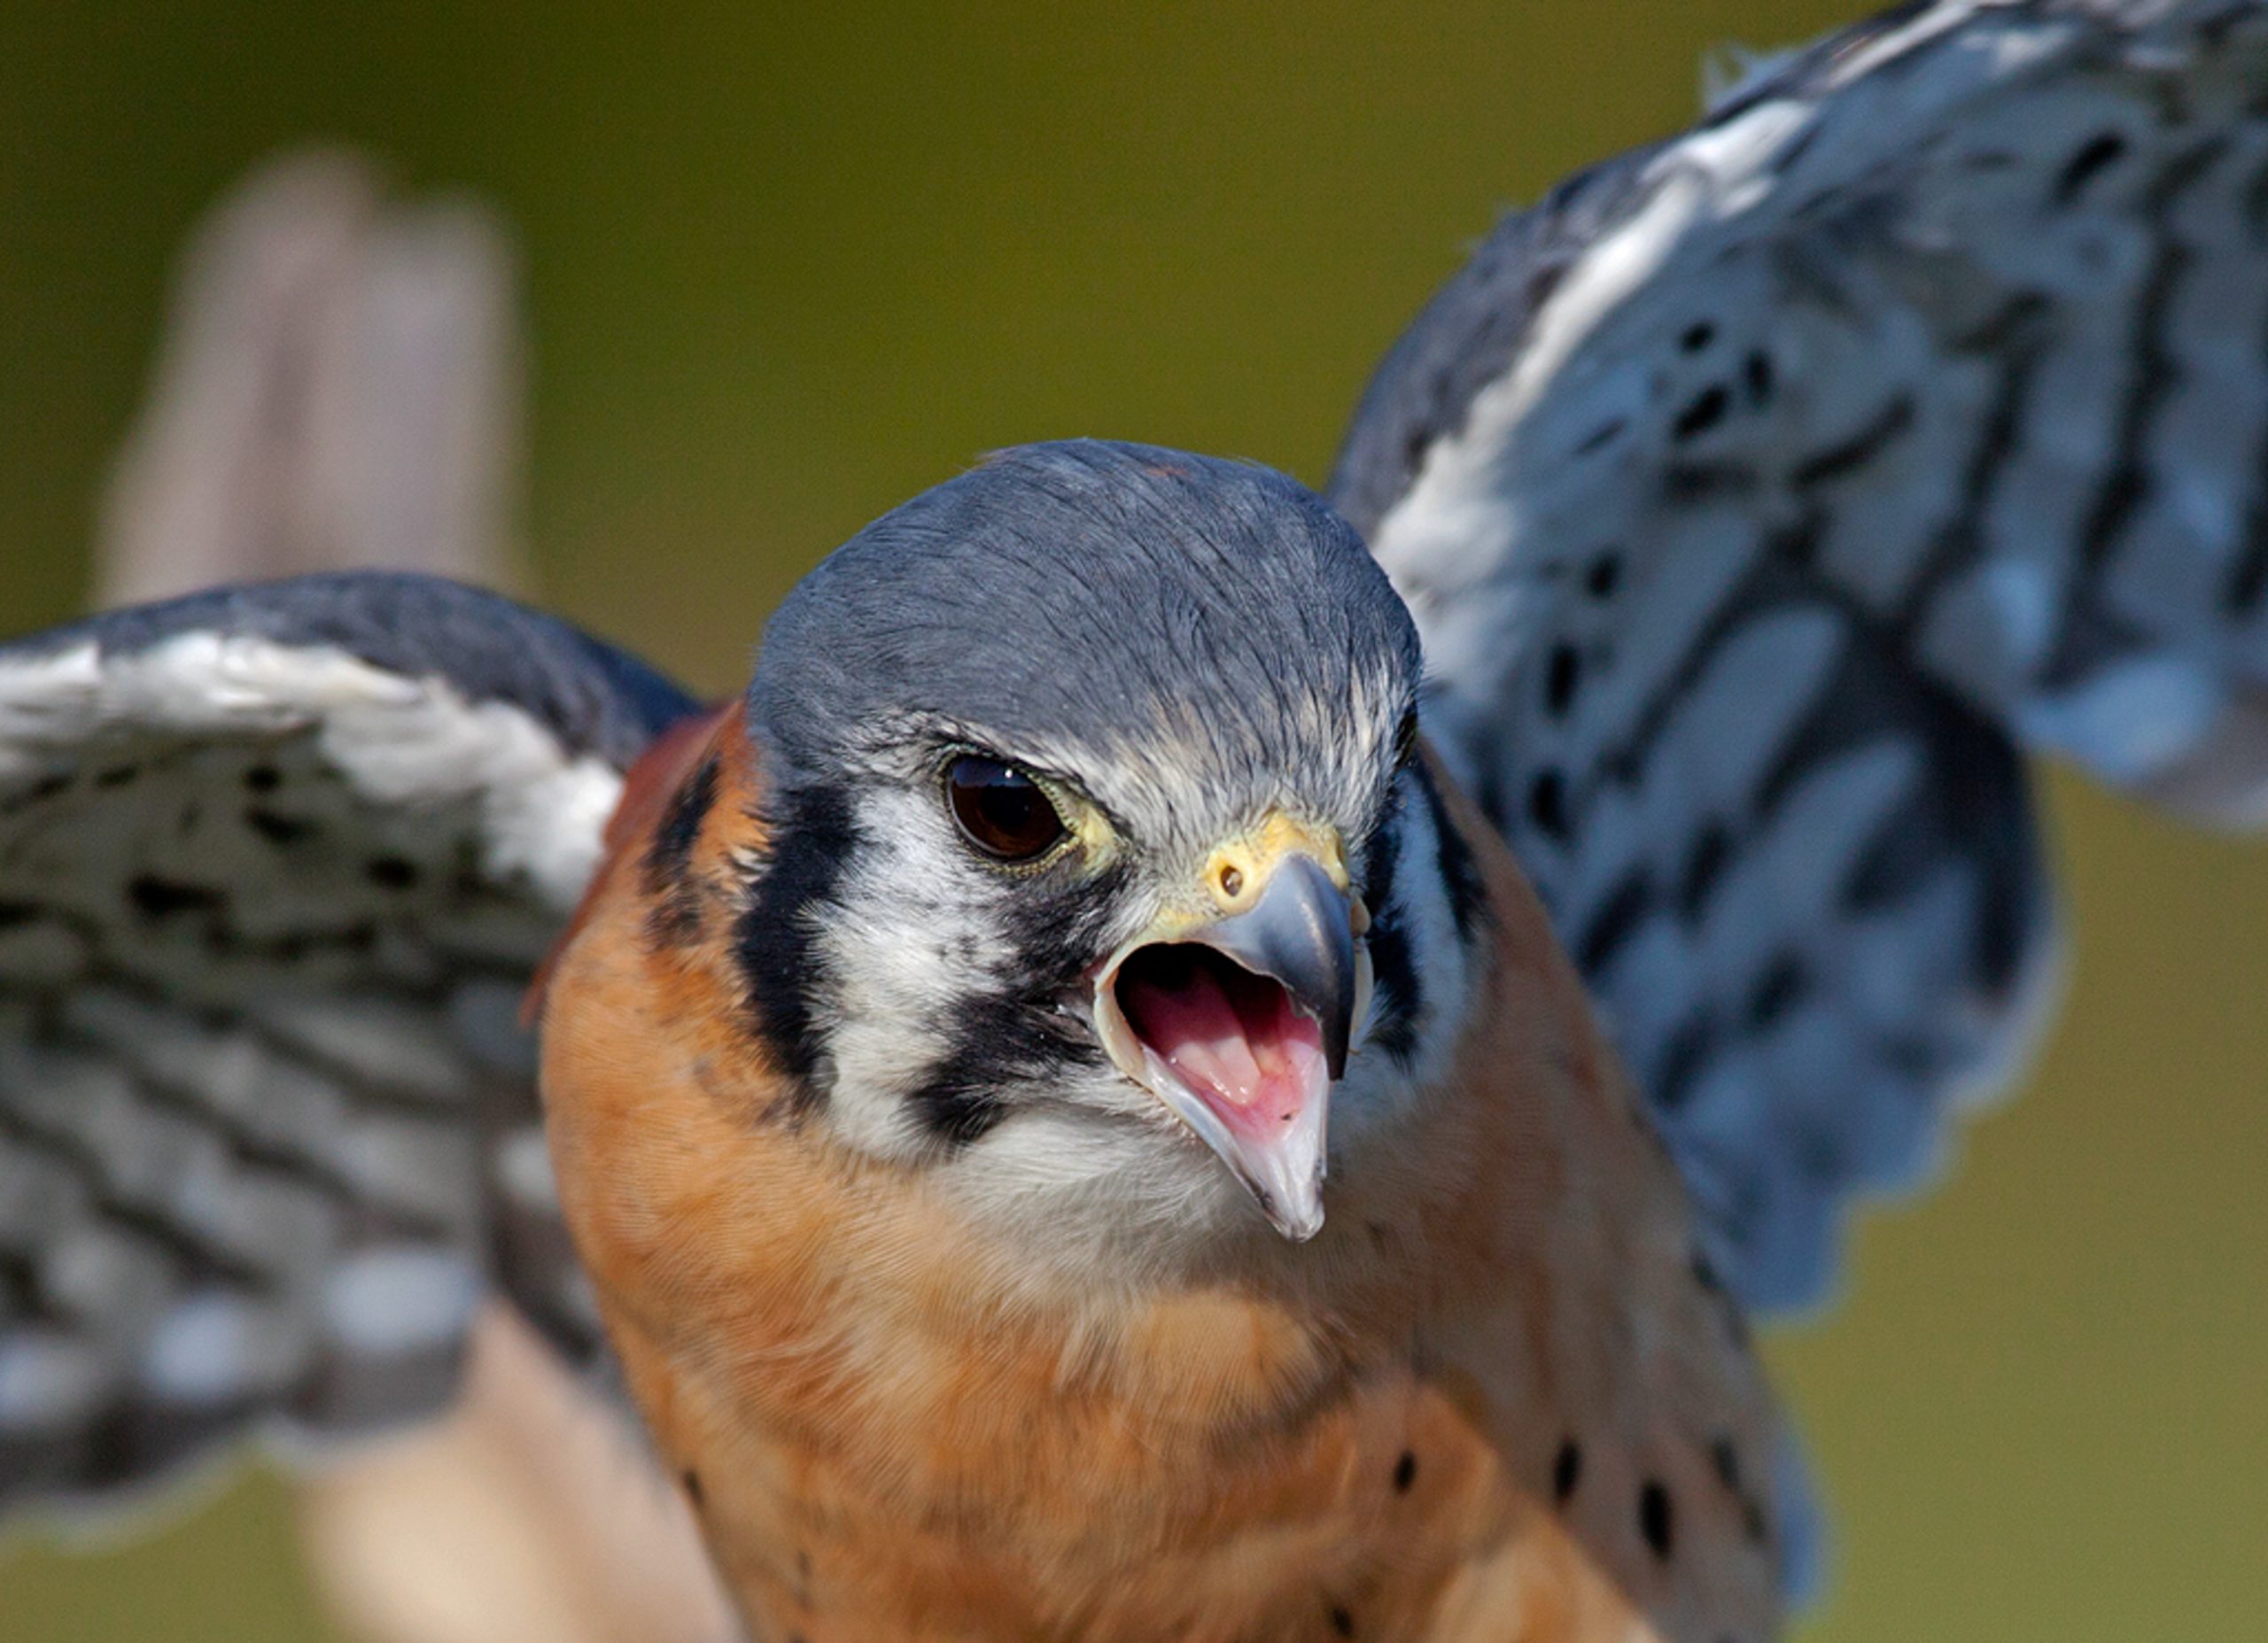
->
[1336,0,2268,1307]
[0,575,692,1512]
[6,0,2268,1538]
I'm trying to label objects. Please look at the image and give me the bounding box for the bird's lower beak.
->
[1094,846,1368,1241]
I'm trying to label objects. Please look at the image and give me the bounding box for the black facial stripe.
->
[1410,761,1487,943]
[644,752,721,946]
[995,858,1133,994]
[1360,783,1421,1066]
[648,754,720,880]
[906,1014,1108,1146]
[1361,809,1396,918]
[735,782,860,1095]
[905,1047,1007,1145]
[905,856,1133,1146]
[1365,920,1422,1065]
[1392,706,1420,771]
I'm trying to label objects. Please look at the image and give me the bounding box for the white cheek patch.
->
[809,787,1015,1159]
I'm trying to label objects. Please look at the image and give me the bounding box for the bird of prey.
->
[5,3,2267,1639]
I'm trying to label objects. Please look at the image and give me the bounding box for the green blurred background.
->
[2,1,2264,1637]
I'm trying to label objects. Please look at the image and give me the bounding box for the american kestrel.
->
[5,3,2267,1639]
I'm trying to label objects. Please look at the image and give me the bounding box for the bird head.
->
[735,440,1480,1252]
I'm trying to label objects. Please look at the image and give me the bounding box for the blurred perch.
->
[295,1311,737,1643]
[99,149,526,604]
[92,149,734,1643]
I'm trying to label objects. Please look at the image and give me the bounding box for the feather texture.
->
[0,574,693,1516]
[1336,0,2268,1307]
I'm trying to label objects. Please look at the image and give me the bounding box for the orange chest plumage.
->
[535,712,1789,1642]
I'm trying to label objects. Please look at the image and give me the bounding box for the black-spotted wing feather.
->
[1333,0,2268,1308]
[0,572,694,1515]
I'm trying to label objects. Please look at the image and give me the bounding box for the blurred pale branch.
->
[89,149,734,1643]
[97,150,527,606]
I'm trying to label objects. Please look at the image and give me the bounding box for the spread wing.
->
[0,572,695,1516]
[1333,0,2268,1309]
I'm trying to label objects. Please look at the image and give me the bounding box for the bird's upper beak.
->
[1093,817,1369,1241]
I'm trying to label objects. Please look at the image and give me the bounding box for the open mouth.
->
[1111,944,1328,1142]
[1087,849,1363,1241]
[1092,937,1340,1241]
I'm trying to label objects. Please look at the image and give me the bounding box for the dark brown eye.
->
[944,756,1066,861]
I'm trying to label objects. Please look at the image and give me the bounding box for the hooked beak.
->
[1094,841,1369,1241]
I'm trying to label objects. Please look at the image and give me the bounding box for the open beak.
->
[1093,836,1368,1241]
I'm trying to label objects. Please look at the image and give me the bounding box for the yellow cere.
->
[1202,812,1348,914]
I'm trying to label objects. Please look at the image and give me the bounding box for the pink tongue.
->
[1115,950,1328,1140]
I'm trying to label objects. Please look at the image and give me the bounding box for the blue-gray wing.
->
[1334,0,2268,1310]
[0,572,695,1518]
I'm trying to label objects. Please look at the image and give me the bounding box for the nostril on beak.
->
[1188,854,1359,1080]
